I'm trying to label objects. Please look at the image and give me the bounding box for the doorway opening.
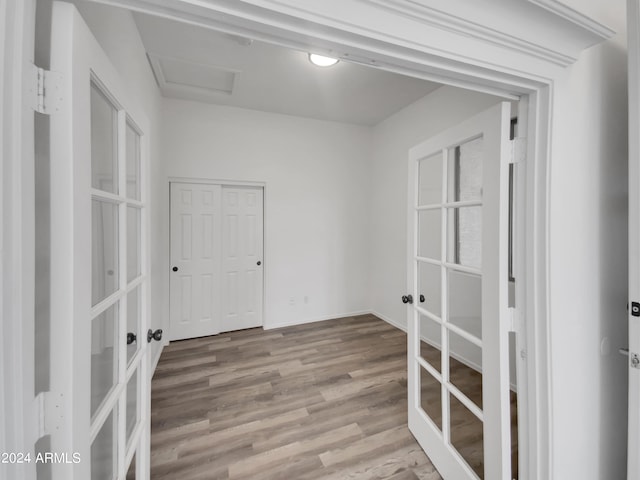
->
[128,7,528,478]
[29,1,554,479]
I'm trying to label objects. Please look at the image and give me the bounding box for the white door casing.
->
[74,3,591,472]
[407,102,512,480]
[1,1,38,479]
[169,182,222,340]
[221,186,264,333]
[50,2,151,479]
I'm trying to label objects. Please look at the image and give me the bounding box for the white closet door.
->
[221,186,264,332]
[169,182,222,340]
[406,102,512,480]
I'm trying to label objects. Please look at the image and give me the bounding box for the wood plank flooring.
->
[150,314,516,480]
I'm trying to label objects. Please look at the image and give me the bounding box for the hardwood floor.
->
[150,314,516,480]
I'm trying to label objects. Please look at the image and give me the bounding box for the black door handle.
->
[401,295,414,304]
[126,332,137,345]
[257,261,262,266]
[147,329,163,343]
[172,266,178,272]
[420,294,425,303]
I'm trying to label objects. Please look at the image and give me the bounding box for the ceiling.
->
[132,13,442,126]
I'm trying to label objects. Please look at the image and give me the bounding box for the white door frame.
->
[1,1,37,479]
[4,1,615,479]
[628,0,640,477]
[168,177,267,339]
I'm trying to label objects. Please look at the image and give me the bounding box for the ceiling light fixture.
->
[308,53,339,67]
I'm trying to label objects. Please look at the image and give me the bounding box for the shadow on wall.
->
[594,37,629,480]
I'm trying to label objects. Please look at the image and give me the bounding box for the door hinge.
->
[510,137,526,164]
[507,307,521,333]
[29,64,63,115]
[34,391,64,439]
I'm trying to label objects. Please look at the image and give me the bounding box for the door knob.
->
[147,329,163,343]
[401,295,413,304]
[420,294,425,303]
[126,332,137,345]
[257,261,262,266]
[172,266,178,272]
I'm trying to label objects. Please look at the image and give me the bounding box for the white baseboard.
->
[369,310,407,332]
[369,310,517,391]
[263,310,372,330]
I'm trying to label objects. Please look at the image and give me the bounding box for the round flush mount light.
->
[308,53,339,67]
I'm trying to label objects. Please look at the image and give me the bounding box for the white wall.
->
[369,85,503,329]
[548,1,629,478]
[160,99,372,328]
[69,1,167,367]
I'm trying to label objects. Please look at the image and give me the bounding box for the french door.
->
[407,102,512,480]
[50,2,151,479]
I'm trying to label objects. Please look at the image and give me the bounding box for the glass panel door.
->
[407,102,512,480]
[89,80,147,480]
[49,4,151,479]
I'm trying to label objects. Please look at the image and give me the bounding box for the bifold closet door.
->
[170,183,264,339]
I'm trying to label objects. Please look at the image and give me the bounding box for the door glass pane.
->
[509,333,519,478]
[35,436,53,480]
[127,287,141,364]
[419,314,441,373]
[418,261,441,318]
[448,329,483,409]
[126,454,136,480]
[448,136,483,203]
[126,122,141,200]
[418,209,441,259]
[418,151,443,206]
[420,366,442,431]
[91,408,117,480]
[91,83,118,194]
[450,394,484,479]
[127,206,141,282]
[92,200,119,306]
[91,303,118,417]
[448,271,482,339]
[126,369,138,444]
[448,206,482,269]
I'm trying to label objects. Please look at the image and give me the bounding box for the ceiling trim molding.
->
[357,0,576,67]
[525,0,616,40]
[87,0,615,92]
[91,0,551,99]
